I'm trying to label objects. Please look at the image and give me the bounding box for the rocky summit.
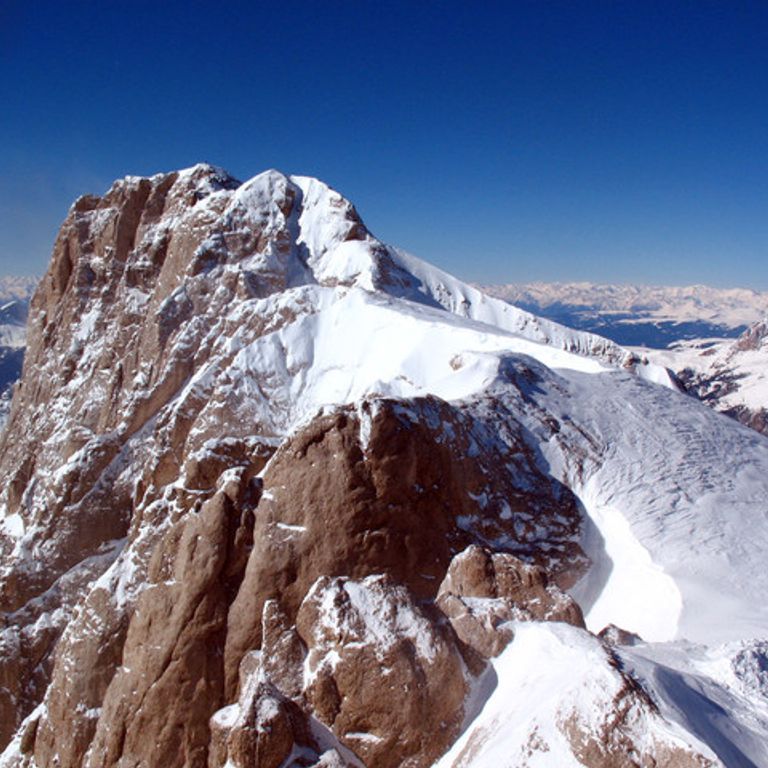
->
[1,165,767,767]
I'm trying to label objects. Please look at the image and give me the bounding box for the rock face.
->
[209,676,321,768]
[436,544,584,658]
[678,338,768,437]
[0,166,737,767]
[294,574,463,768]
[222,397,588,698]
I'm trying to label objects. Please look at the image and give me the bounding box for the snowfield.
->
[435,622,722,768]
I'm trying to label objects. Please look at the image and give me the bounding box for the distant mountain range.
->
[0,276,38,304]
[478,281,768,347]
[0,279,36,426]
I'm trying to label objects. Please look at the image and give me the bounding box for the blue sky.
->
[1,1,767,287]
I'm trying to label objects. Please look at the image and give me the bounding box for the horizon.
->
[2,2,767,288]
[5,260,768,295]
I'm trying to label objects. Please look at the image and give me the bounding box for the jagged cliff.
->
[1,165,767,766]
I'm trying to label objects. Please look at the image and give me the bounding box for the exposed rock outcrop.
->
[209,676,323,768]
[296,575,465,768]
[662,317,768,437]
[436,544,584,658]
[223,398,588,696]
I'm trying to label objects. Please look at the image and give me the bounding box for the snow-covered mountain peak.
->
[0,277,37,304]
[2,166,766,767]
[52,165,667,384]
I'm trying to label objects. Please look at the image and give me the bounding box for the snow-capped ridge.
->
[639,315,768,435]
[84,164,672,384]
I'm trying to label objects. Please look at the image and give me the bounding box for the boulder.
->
[437,544,584,658]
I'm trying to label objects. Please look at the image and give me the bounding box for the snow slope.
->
[619,639,768,767]
[529,366,768,645]
[435,623,720,768]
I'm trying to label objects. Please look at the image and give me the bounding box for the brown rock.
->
[436,544,584,658]
[598,623,642,647]
[39,476,257,768]
[296,574,468,768]
[209,678,319,768]
[224,397,587,695]
[259,599,308,701]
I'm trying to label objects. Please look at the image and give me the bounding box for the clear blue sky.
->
[1,1,767,287]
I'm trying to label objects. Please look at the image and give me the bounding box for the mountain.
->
[479,281,768,348]
[0,277,39,305]
[1,165,767,767]
[641,318,768,436]
[0,297,34,428]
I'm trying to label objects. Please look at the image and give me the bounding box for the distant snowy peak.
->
[480,281,768,327]
[0,276,37,304]
[0,302,27,349]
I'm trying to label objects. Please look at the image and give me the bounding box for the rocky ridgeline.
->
[0,166,714,767]
[674,317,768,437]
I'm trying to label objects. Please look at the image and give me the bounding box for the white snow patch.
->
[434,622,716,768]
[0,512,24,539]
[275,522,306,533]
[570,476,682,642]
[344,732,383,743]
[75,306,100,342]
